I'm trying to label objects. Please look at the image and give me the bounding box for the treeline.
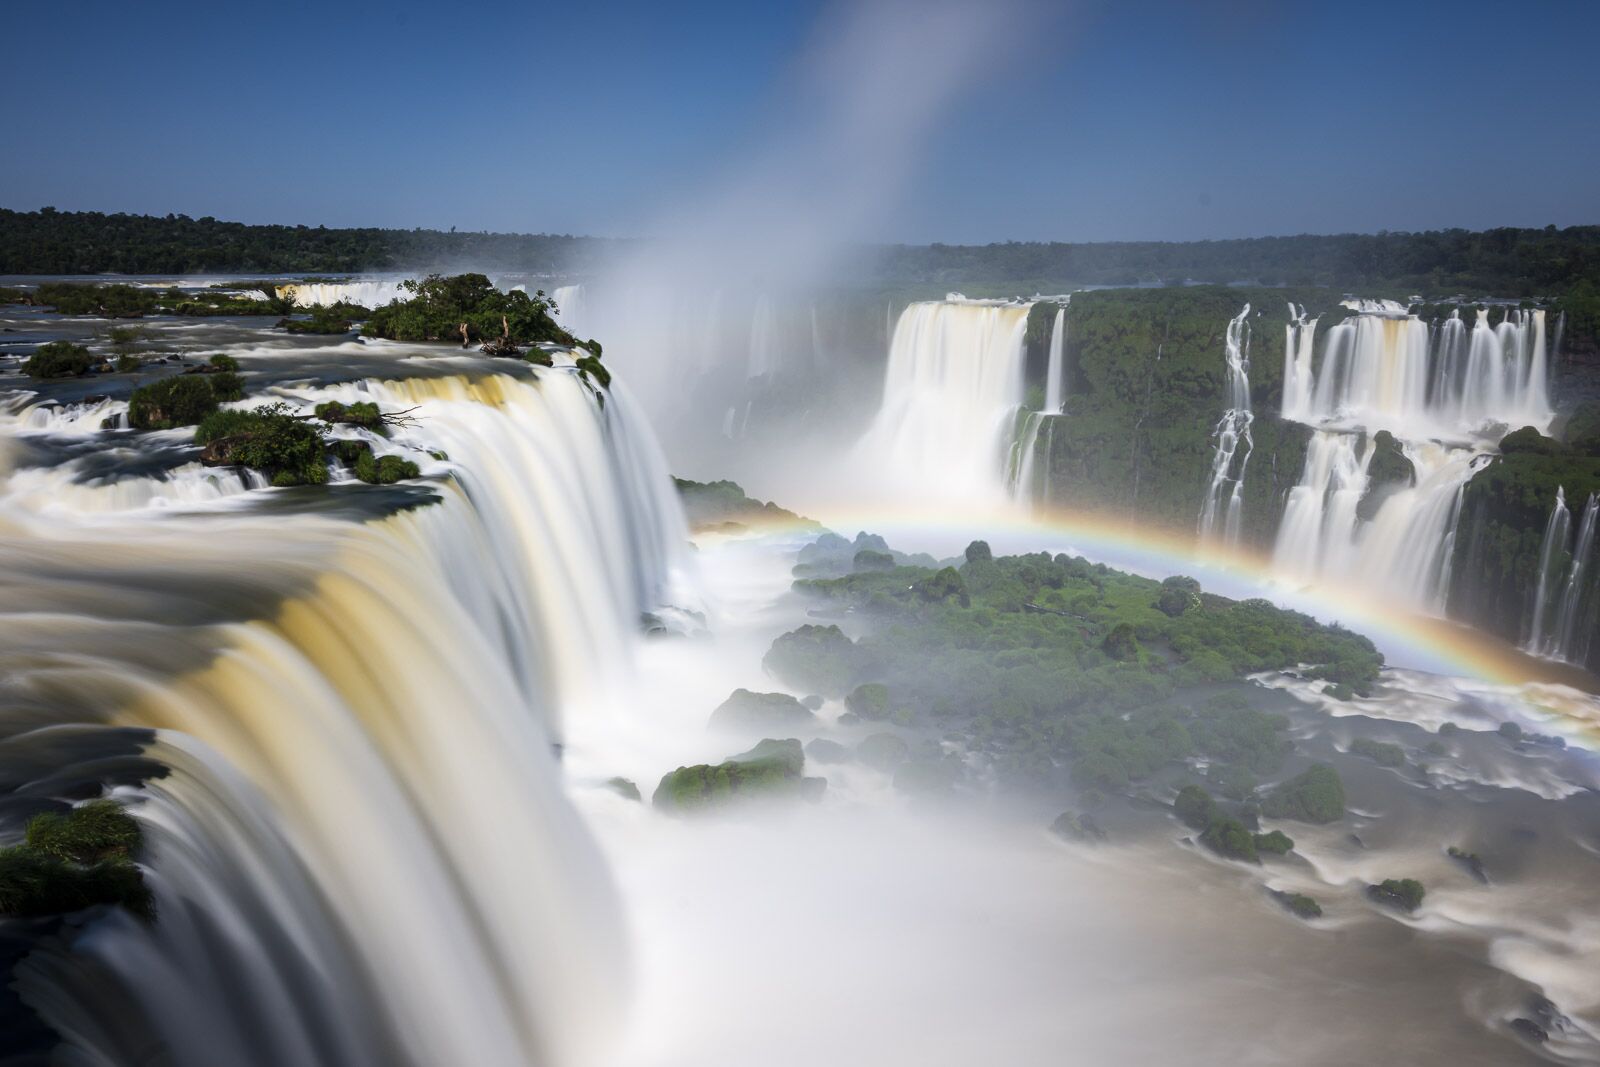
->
[869,226,1600,299]
[0,207,615,275]
[5,207,1599,309]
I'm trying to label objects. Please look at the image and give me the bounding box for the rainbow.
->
[693,499,1600,742]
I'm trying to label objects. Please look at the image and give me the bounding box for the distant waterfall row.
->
[1527,488,1600,665]
[858,297,1032,504]
[0,368,695,1067]
[1282,306,1553,439]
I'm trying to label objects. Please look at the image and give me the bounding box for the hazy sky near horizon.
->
[4,0,1596,244]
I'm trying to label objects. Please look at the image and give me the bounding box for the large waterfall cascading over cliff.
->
[858,298,1032,504]
[1198,305,1254,545]
[1270,304,1553,609]
[1527,489,1600,664]
[0,367,695,1067]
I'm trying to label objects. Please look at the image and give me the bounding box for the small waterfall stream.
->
[1527,488,1599,664]
[1198,304,1254,544]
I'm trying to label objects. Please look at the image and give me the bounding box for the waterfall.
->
[1272,431,1480,609]
[1554,493,1600,663]
[552,283,588,337]
[1289,306,1554,439]
[1527,488,1573,653]
[857,297,1032,503]
[1043,306,1066,414]
[1281,304,1317,422]
[1272,300,1555,611]
[1198,304,1253,545]
[1527,489,1600,663]
[0,368,695,1067]
[277,281,410,309]
[1008,412,1055,508]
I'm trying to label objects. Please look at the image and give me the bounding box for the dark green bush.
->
[0,799,152,921]
[1174,785,1215,830]
[23,340,94,379]
[1368,878,1425,911]
[129,374,223,429]
[196,403,328,486]
[1261,763,1345,823]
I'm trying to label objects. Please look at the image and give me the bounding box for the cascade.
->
[1008,412,1055,508]
[1554,493,1599,662]
[552,284,588,337]
[277,281,410,309]
[1272,301,1555,610]
[1043,305,1066,414]
[1198,304,1253,544]
[1527,489,1600,663]
[0,367,695,1067]
[1527,488,1573,654]
[857,297,1032,504]
[1289,307,1553,439]
[1272,431,1480,609]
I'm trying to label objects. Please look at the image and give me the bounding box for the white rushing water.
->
[1042,304,1066,415]
[1198,304,1254,545]
[277,281,411,309]
[858,297,1032,505]
[1527,488,1600,665]
[1271,303,1554,609]
[0,366,697,1067]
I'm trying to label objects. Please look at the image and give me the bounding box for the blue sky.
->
[3,0,1595,243]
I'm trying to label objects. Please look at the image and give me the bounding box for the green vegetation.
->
[196,403,328,486]
[652,739,823,813]
[782,544,1378,799]
[128,364,245,430]
[844,682,890,721]
[0,799,153,921]
[1272,891,1323,919]
[605,777,641,802]
[1174,785,1216,830]
[1368,878,1426,912]
[671,477,815,531]
[1200,814,1258,862]
[362,273,574,348]
[22,340,94,379]
[1350,737,1406,768]
[708,689,815,732]
[1447,845,1488,882]
[314,400,385,432]
[1253,829,1295,855]
[1260,763,1345,823]
[762,624,862,697]
[279,304,358,334]
[1446,430,1600,673]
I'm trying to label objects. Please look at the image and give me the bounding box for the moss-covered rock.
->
[843,682,890,721]
[857,732,911,770]
[604,777,641,802]
[762,624,861,697]
[1270,889,1322,919]
[652,739,821,813]
[195,403,328,486]
[803,738,852,764]
[707,689,815,732]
